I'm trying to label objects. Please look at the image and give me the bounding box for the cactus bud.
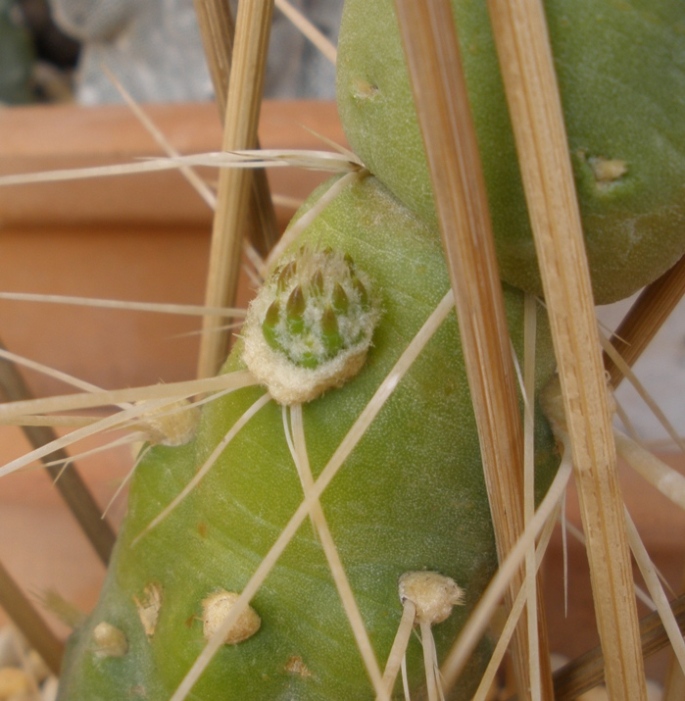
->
[242,245,381,404]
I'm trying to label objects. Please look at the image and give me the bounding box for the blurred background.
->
[0,0,343,105]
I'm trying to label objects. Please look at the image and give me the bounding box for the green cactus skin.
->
[336,0,685,304]
[57,175,559,700]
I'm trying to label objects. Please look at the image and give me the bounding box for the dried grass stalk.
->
[0,560,64,675]
[194,0,279,261]
[273,0,337,64]
[197,0,275,379]
[606,254,685,388]
[486,0,647,696]
[0,340,116,565]
[193,0,235,110]
[392,1,553,697]
[553,593,685,700]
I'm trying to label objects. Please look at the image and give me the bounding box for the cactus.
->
[34,0,685,697]
[336,0,685,304]
[56,174,559,699]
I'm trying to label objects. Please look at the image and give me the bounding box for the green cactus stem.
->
[56,175,559,700]
[336,0,685,304]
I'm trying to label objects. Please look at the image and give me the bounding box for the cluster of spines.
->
[242,244,380,404]
[259,246,374,370]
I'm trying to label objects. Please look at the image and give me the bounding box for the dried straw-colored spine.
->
[553,593,685,700]
[273,0,337,64]
[605,254,685,388]
[197,0,275,379]
[193,0,279,260]
[640,257,685,701]
[392,2,552,698]
[0,560,64,675]
[193,0,235,110]
[486,0,647,697]
[664,575,685,701]
[0,341,116,565]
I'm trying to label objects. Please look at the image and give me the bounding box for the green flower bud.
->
[242,245,381,404]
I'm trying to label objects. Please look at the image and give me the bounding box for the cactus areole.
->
[57,176,560,699]
[243,244,382,404]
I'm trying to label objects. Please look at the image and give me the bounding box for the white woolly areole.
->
[242,246,380,405]
[136,399,200,446]
[134,583,163,639]
[91,621,128,658]
[398,571,465,625]
[243,333,370,404]
[201,590,261,645]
